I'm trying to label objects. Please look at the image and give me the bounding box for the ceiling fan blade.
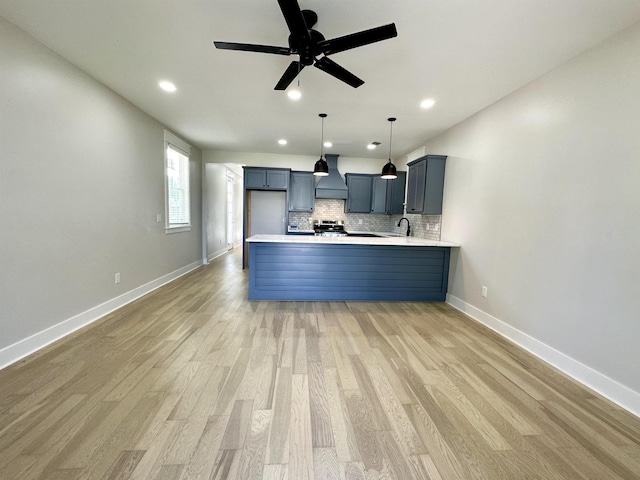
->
[318,23,397,56]
[214,41,291,56]
[277,0,311,40]
[275,61,305,90]
[314,57,364,88]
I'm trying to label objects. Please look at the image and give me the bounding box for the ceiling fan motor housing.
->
[289,28,325,65]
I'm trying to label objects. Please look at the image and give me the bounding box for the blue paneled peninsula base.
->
[246,235,458,301]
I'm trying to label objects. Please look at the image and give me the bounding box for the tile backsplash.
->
[289,199,441,240]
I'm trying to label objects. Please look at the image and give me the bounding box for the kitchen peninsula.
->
[246,234,459,301]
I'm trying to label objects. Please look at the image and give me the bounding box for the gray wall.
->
[402,22,640,406]
[0,17,202,354]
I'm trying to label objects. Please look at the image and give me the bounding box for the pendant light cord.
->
[388,120,393,163]
[319,113,327,158]
[321,116,324,158]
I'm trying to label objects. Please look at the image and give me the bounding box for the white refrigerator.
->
[249,190,287,235]
[244,190,287,268]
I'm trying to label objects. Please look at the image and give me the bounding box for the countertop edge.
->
[247,234,460,247]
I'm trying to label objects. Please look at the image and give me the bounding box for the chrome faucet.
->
[397,217,411,236]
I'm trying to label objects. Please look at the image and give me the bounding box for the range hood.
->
[315,154,348,199]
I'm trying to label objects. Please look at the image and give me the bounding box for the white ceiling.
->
[2,0,640,160]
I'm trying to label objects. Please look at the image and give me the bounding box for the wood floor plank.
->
[292,328,308,375]
[327,326,360,391]
[303,314,323,364]
[220,399,254,450]
[366,364,426,456]
[324,367,361,463]
[212,347,252,416]
[341,461,366,480]
[0,393,85,468]
[427,380,513,452]
[1,248,639,480]
[344,389,384,472]
[289,374,314,480]
[82,392,165,479]
[450,363,543,436]
[266,366,292,465]
[403,403,469,480]
[349,355,392,431]
[177,415,229,480]
[313,447,341,480]
[308,361,335,448]
[262,463,289,480]
[102,449,146,480]
[237,409,272,480]
[411,454,445,480]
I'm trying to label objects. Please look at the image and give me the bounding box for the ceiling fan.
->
[214,0,397,90]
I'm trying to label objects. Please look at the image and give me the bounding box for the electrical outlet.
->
[481,286,488,298]
[115,273,121,284]
[358,219,363,225]
[156,213,162,223]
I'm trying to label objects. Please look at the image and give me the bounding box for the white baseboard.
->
[0,260,203,370]
[446,294,640,418]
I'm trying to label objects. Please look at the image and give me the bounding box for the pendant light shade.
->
[314,157,329,176]
[314,113,329,176]
[381,160,397,178]
[381,117,398,179]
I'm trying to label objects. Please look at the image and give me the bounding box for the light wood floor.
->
[2,249,640,480]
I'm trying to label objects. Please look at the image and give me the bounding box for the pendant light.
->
[314,113,329,176]
[381,117,398,179]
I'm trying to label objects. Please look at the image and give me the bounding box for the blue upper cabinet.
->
[406,155,446,214]
[345,174,373,213]
[288,171,315,212]
[371,172,406,214]
[244,167,290,190]
[371,176,388,213]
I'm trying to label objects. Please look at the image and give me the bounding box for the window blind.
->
[164,131,191,230]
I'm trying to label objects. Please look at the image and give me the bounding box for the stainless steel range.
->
[313,220,347,237]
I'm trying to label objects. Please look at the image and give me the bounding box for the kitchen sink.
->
[345,232,382,237]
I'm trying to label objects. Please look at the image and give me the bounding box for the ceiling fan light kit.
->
[287,88,302,100]
[214,0,397,90]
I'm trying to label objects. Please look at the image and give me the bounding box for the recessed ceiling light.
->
[278,139,287,145]
[287,89,302,101]
[367,141,381,150]
[420,98,435,109]
[159,81,177,93]
[323,141,332,148]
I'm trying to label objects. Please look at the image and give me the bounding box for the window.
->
[164,131,191,233]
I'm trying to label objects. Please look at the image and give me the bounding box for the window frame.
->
[164,131,192,234]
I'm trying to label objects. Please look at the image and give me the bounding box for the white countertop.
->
[246,234,460,247]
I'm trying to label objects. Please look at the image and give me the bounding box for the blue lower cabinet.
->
[248,243,450,301]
